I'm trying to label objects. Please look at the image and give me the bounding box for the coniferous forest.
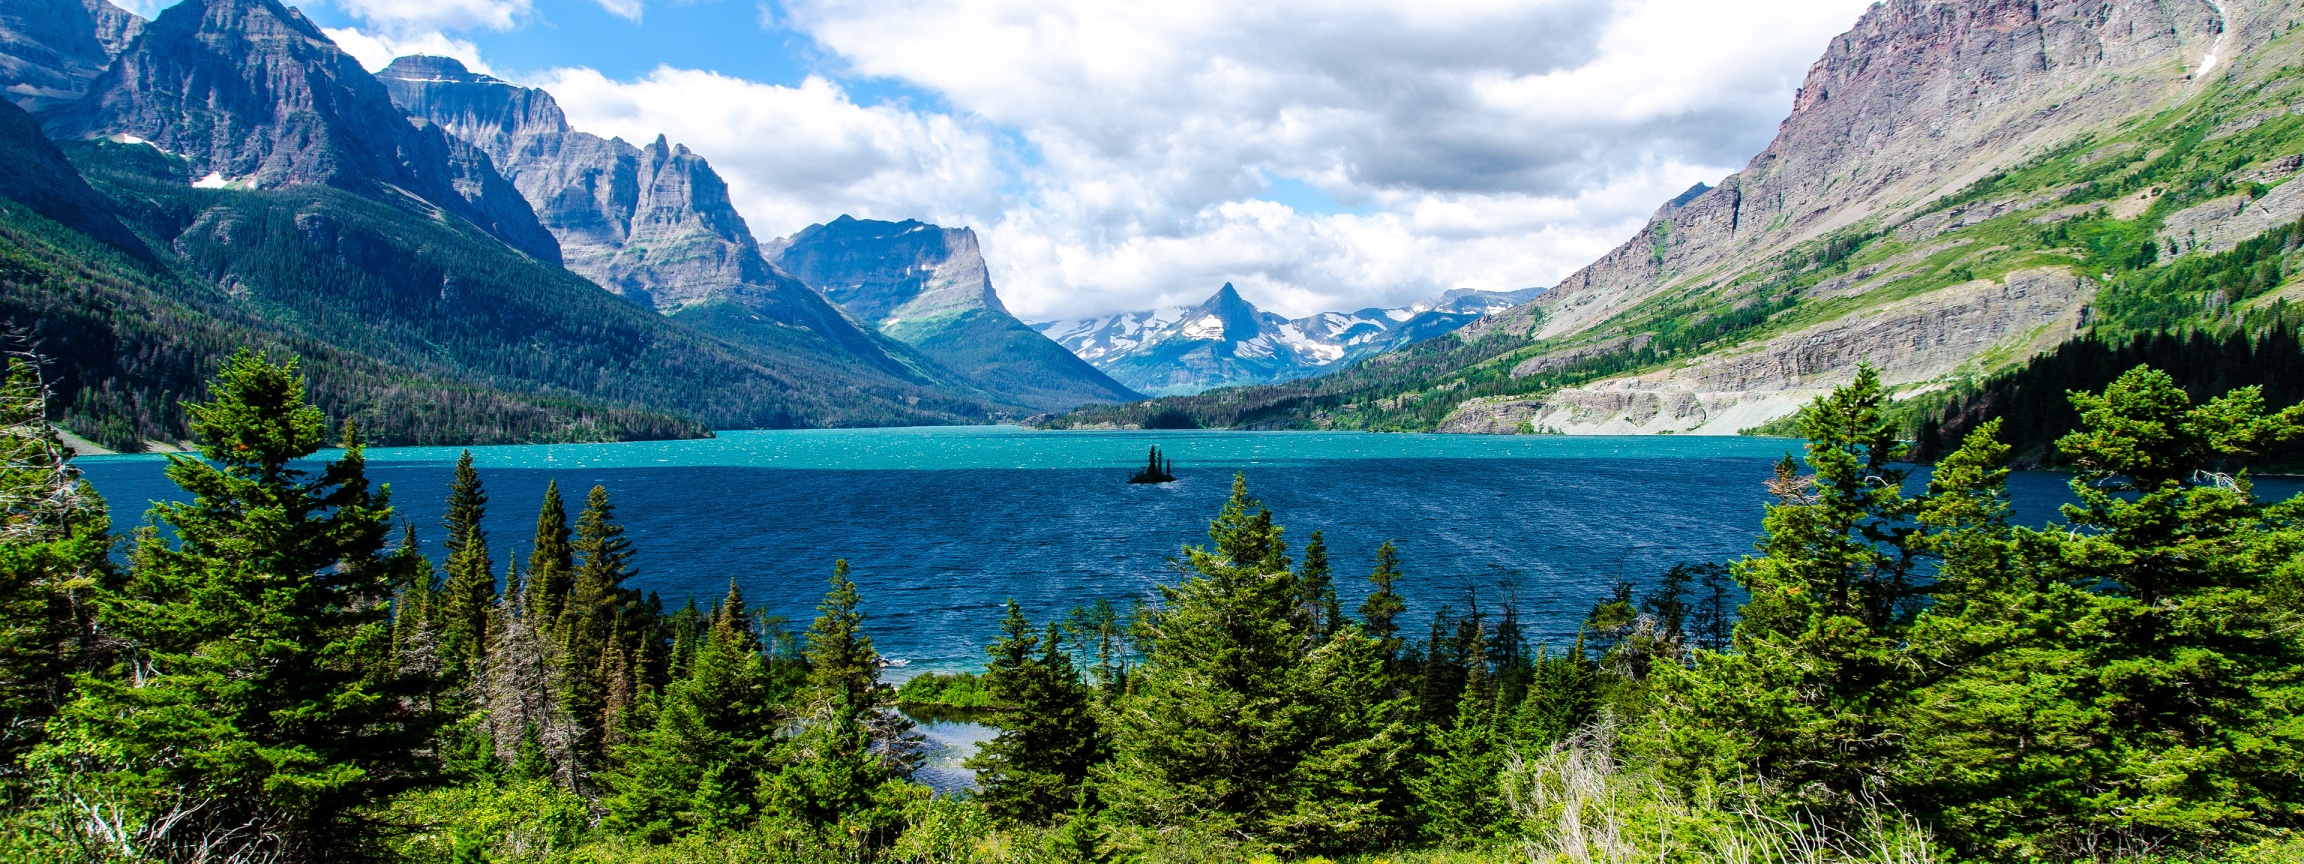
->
[0,349,2301,864]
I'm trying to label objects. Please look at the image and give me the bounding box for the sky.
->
[117,0,1876,320]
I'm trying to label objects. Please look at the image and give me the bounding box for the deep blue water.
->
[74,426,2289,674]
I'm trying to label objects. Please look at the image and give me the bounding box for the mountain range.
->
[0,0,1138,451]
[1046,0,2304,434]
[1034,283,1541,396]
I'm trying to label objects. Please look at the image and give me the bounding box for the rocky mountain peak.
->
[1,0,142,111]
[41,0,558,262]
[773,216,1007,323]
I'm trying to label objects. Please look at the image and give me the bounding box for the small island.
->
[1129,445,1177,483]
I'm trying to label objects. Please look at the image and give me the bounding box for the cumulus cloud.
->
[324,27,491,73]
[752,0,1873,319]
[532,67,1006,241]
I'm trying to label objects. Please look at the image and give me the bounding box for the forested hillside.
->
[3,351,2299,863]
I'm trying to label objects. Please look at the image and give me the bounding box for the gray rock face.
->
[1467,0,2230,346]
[40,0,558,263]
[0,0,141,111]
[376,55,891,364]
[771,216,1139,411]
[1040,285,1542,396]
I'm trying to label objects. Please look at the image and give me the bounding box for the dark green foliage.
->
[438,451,493,670]
[1100,475,1414,853]
[0,137,1014,452]
[891,671,992,709]
[602,585,778,841]
[1360,539,1407,666]
[58,351,438,861]
[1919,324,2304,469]
[0,358,109,764]
[525,479,572,625]
[801,560,879,711]
[966,601,1106,826]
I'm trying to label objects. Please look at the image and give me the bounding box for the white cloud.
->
[746,0,1875,319]
[595,0,646,22]
[324,27,491,73]
[532,67,1005,241]
[324,0,531,33]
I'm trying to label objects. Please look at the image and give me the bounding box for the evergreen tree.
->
[1102,475,1412,852]
[525,480,572,627]
[1296,530,1343,645]
[1897,371,2304,857]
[603,583,775,840]
[1360,540,1407,666]
[559,484,636,766]
[1509,644,1598,749]
[0,357,110,763]
[62,351,438,862]
[1641,366,1925,796]
[968,600,1106,826]
[439,452,495,670]
[802,560,880,711]
[766,566,920,847]
[1412,626,1507,842]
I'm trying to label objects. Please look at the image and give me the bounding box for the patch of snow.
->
[1180,314,1228,340]
[1383,308,1416,322]
[191,172,232,189]
[1235,335,1277,359]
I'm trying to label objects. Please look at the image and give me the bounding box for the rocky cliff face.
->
[1473,0,2233,345]
[38,0,559,263]
[771,216,1140,410]
[1041,285,1542,396]
[1416,0,2304,434]
[376,55,909,372]
[0,0,140,112]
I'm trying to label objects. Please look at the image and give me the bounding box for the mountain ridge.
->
[1035,283,1543,396]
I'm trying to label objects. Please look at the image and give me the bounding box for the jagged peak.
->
[378,55,498,85]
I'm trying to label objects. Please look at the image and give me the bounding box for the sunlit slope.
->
[1047,0,2304,433]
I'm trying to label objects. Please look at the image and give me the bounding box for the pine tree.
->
[604,584,775,840]
[559,483,636,766]
[1641,366,1924,795]
[63,350,439,861]
[802,560,880,711]
[439,451,495,671]
[1361,540,1408,667]
[968,600,1106,826]
[526,480,572,627]
[1896,371,2304,856]
[1296,529,1343,645]
[766,566,921,846]
[0,356,110,763]
[1101,476,1412,852]
[1412,626,1508,842]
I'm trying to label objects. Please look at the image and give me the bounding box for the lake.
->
[73,426,2207,671]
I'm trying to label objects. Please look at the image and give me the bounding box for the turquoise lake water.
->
[75,425,2245,672]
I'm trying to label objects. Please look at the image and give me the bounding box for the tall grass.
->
[1503,724,1937,864]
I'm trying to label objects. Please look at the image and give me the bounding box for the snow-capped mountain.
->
[1034,284,1543,396]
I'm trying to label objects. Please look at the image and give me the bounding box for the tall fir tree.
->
[62,351,439,862]
[1296,530,1343,646]
[439,451,495,671]
[526,480,573,628]
[559,484,636,767]
[802,560,880,711]
[1412,625,1508,842]
[1361,540,1408,670]
[967,600,1106,825]
[1102,475,1412,853]
[1896,371,2304,857]
[603,582,776,840]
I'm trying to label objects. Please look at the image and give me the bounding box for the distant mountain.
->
[1037,284,1541,396]
[770,216,1140,412]
[0,0,1010,450]
[1048,0,2287,435]
[0,0,140,112]
[373,55,939,385]
[38,0,560,262]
